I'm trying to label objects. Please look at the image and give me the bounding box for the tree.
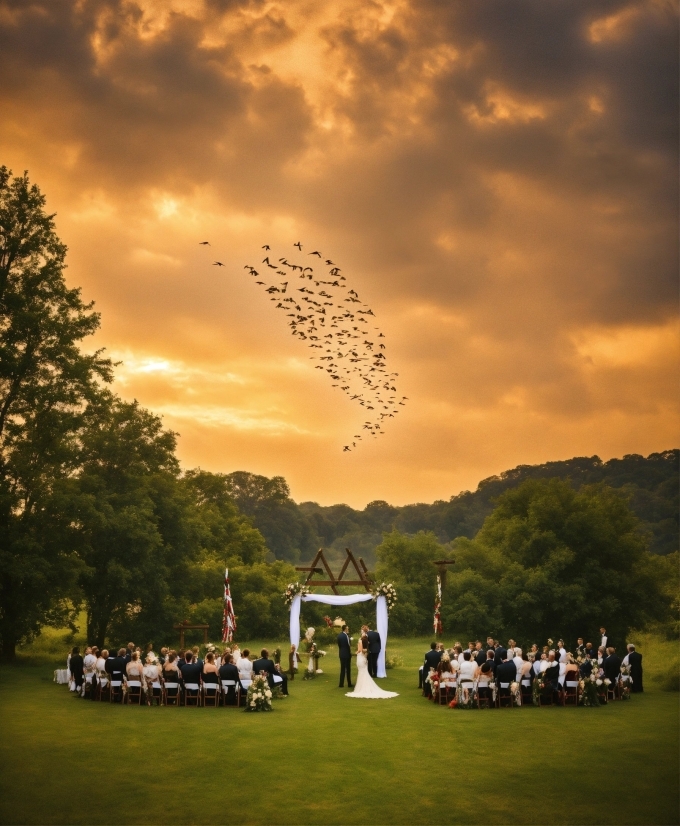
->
[0,167,112,660]
[444,479,671,647]
[374,530,446,635]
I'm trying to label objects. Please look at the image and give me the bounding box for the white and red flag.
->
[222,568,237,643]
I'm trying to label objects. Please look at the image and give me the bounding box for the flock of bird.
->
[201,241,407,451]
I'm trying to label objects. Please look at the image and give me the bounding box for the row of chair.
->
[88,675,248,707]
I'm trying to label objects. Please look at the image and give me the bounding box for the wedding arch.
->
[288,548,389,678]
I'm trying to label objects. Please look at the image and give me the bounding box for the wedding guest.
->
[126,651,144,682]
[180,651,202,701]
[580,652,594,678]
[557,640,568,663]
[125,642,135,662]
[603,647,622,685]
[237,649,253,681]
[494,642,508,665]
[477,661,494,704]
[158,647,169,665]
[625,644,644,692]
[485,648,497,677]
[69,647,84,695]
[96,649,109,676]
[458,651,477,683]
[191,645,203,667]
[529,643,539,657]
[424,642,442,675]
[453,645,464,664]
[597,646,606,665]
[575,638,585,657]
[83,647,97,699]
[495,652,517,685]
[543,652,561,701]
[218,653,240,704]
[512,647,523,675]
[585,642,594,659]
[600,627,608,651]
[202,652,220,698]
[474,641,486,666]
[143,654,162,703]
[163,652,181,679]
[253,648,288,695]
[231,643,241,663]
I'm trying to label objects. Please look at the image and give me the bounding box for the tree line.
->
[0,168,676,659]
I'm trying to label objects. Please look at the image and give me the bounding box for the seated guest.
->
[158,647,169,665]
[575,638,585,657]
[603,647,622,686]
[596,646,606,665]
[96,649,109,679]
[143,654,162,703]
[557,640,568,662]
[494,642,508,665]
[439,658,456,685]
[180,651,203,700]
[191,646,203,667]
[533,652,546,677]
[474,641,486,667]
[625,644,643,692]
[106,648,127,702]
[203,652,219,684]
[564,653,579,678]
[543,652,561,701]
[495,653,517,705]
[218,653,240,703]
[125,642,135,662]
[423,642,442,693]
[580,652,594,678]
[458,651,477,683]
[512,647,524,675]
[162,652,181,679]
[453,644,464,664]
[477,661,494,703]
[253,648,288,695]
[69,647,84,695]
[126,651,144,682]
[517,652,532,683]
[83,647,97,699]
[237,649,253,681]
[485,648,497,677]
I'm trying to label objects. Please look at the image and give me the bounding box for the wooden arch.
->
[295,548,372,594]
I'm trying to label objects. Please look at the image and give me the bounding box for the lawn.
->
[0,636,678,826]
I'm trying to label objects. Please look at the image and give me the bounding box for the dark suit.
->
[603,654,622,685]
[628,651,643,692]
[180,662,202,698]
[580,659,593,678]
[495,660,517,685]
[423,649,442,695]
[475,649,486,667]
[337,632,353,687]
[366,630,381,677]
[105,655,126,702]
[494,646,507,665]
[218,662,240,703]
[69,655,84,690]
[484,657,498,677]
[253,657,288,695]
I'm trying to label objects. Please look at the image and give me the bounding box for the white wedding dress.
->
[346,651,398,699]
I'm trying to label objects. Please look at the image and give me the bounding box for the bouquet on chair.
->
[245,675,273,712]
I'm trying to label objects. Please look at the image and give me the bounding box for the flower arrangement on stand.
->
[245,674,273,712]
[372,582,397,612]
[426,669,440,701]
[532,672,547,706]
[510,681,521,706]
[620,665,632,699]
[578,675,601,707]
[283,582,311,606]
[456,682,476,709]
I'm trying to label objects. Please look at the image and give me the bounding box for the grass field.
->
[1,635,678,826]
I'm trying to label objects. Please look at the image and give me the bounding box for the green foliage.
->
[374,530,446,635]
[0,167,113,659]
[444,479,673,647]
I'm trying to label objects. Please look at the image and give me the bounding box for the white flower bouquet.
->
[245,675,273,712]
[283,582,311,606]
[372,582,397,612]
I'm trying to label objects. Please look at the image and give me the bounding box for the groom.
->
[364,624,381,678]
[337,624,353,688]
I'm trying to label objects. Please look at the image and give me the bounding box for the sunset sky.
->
[1,0,677,507]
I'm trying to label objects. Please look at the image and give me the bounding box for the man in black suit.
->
[423,642,442,696]
[337,625,353,688]
[575,638,586,658]
[474,641,486,667]
[542,652,561,703]
[484,648,497,677]
[180,651,202,702]
[218,653,241,705]
[125,642,135,663]
[495,653,517,706]
[626,645,643,693]
[105,648,127,702]
[603,647,622,685]
[253,648,288,695]
[494,643,507,665]
[365,626,381,678]
[69,647,84,695]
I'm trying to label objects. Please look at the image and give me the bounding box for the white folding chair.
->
[564,677,579,705]
[496,682,516,708]
[221,680,240,707]
[125,680,144,705]
[202,680,220,707]
[183,682,201,706]
[109,679,123,703]
[163,681,180,706]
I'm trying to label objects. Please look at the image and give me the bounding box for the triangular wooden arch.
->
[295,548,372,594]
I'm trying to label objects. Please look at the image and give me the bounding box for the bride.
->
[346,634,398,700]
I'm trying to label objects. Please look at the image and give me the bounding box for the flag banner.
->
[433,573,442,636]
[222,568,237,643]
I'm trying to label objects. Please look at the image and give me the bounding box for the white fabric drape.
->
[289,592,388,678]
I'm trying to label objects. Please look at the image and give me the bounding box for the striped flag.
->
[222,568,237,643]
[433,574,442,636]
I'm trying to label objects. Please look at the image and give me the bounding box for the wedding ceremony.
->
[0,0,678,824]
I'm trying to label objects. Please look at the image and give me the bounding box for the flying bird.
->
[199,241,210,246]
[213,261,224,266]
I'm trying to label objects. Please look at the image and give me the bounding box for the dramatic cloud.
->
[1,0,677,506]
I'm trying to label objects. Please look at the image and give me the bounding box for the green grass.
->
[1,637,678,826]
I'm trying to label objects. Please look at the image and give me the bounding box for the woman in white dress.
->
[346,635,398,700]
[237,649,253,681]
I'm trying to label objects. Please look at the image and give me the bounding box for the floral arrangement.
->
[456,682,476,709]
[245,674,273,712]
[532,672,547,706]
[509,681,522,705]
[283,582,311,606]
[426,669,440,701]
[578,676,600,707]
[372,582,397,612]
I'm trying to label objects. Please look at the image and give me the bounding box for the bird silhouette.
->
[213,261,224,266]
[199,241,210,246]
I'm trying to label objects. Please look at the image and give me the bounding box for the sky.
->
[1,0,678,507]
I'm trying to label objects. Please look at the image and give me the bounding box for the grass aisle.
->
[1,639,678,825]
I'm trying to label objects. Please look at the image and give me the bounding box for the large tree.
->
[0,167,112,660]
[444,479,671,647]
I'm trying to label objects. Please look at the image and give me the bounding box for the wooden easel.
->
[296,548,372,593]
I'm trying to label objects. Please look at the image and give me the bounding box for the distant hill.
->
[293,450,678,566]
